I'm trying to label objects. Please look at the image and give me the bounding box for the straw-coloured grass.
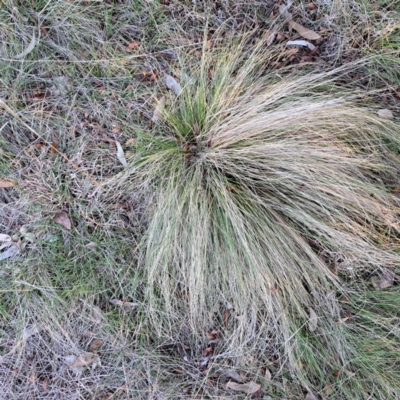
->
[111,38,400,397]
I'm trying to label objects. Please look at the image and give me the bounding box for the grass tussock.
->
[1,0,400,398]
[110,37,400,397]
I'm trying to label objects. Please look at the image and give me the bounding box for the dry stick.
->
[0,99,101,187]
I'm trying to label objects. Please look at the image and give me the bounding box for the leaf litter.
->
[287,40,316,50]
[53,211,71,230]
[371,269,395,289]
[165,75,182,96]
[115,141,127,167]
[65,352,100,373]
[226,380,261,394]
[15,30,37,59]
[378,109,394,120]
[110,299,138,308]
[0,234,12,242]
[0,244,19,261]
[279,1,321,41]
[0,180,17,188]
[308,308,318,332]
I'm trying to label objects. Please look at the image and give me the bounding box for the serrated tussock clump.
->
[113,39,400,396]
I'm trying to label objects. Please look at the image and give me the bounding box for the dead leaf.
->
[0,245,19,261]
[282,47,300,57]
[22,324,40,340]
[223,370,245,383]
[173,368,184,374]
[288,20,321,40]
[115,141,127,167]
[203,346,213,356]
[50,141,58,154]
[16,30,37,59]
[371,270,394,289]
[65,353,97,370]
[193,122,200,137]
[165,75,182,95]
[125,41,140,50]
[305,392,317,400]
[0,234,12,242]
[324,384,333,395]
[125,138,135,146]
[54,211,71,230]
[42,378,48,392]
[226,381,261,394]
[0,180,17,188]
[262,367,272,391]
[86,242,97,250]
[266,31,277,46]
[206,332,215,340]
[378,109,394,120]
[151,96,165,123]
[89,339,103,352]
[278,0,293,20]
[287,39,316,50]
[112,124,121,134]
[223,309,231,330]
[308,308,318,332]
[110,299,138,308]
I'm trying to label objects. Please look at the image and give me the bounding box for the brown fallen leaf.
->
[50,141,58,154]
[0,180,17,188]
[282,47,300,57]
[288,20,321,40]
[125,41,140,50]
[206,332,215,340]
[89,338,103,352]
[65,352,97,368]
[203,346,213,356]
[125,138,136,147]
[53,211,71,230]
[226,381,261,394]
[223,309,231,330]
[42,377,48,392]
